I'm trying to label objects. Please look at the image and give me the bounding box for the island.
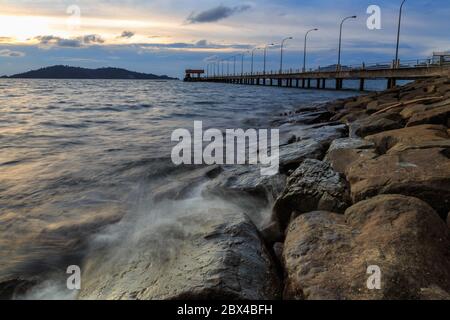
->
[2,65,178,80]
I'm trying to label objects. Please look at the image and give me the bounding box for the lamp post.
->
[303,28,318,73]
[337,15,357,71]
[241,52,248,76]
[263,43,274,75]
[251,47,261,75]
[233,55,236,76]
[280,37,293,74]
[395,0,407,69]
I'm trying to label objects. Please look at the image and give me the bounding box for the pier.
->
[185,58,450,91]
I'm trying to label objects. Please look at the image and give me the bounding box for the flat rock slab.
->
[347,147,450,218]
[283,195,450,300]
[79,210,281,300]
[273,159,350,230]
[365,124,450,154]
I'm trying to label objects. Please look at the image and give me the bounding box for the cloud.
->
[82,34,105,44]
[35,35,104,48]
[186,5,251,24]
[136,40,251,51]
[0,49,25,57]
[120,31,135,39]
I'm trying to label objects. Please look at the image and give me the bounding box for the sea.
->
[0,78,382,299]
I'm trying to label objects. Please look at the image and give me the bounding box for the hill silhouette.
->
[5,65,177,80]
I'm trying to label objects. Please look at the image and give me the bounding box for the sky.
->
[0,0,449,78]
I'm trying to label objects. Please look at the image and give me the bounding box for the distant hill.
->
[5,65,178,80]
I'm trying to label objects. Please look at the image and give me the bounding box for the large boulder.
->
[78,209,281,300]
[365,124,450,154]
[273,159,350,230]
[283,195,450,300]
[406,104,450,127]
[347,147,450,218]
[324,138,378,175]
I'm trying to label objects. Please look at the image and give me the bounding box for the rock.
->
[0,279,35,300]
[347,147,450,218]
[79,210,281,300]
[273,159,350,230]
[437,84,450,95]
[366,101,381,113]
[399,104,429,119]
[447,213,450,229]
[152,166,222,202]
[283,195,450,300]
[324,138,378,175]
[419,286,450,300]
[203,165,287,204]
[279,139,325,173]
[349,111,404,138]
[406,104,450,127]
[365,124,450,154]
[279,123,347,146]
[273,243,284,267]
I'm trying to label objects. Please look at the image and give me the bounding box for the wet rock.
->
[279,123,347,147]
[406,104,450,127]
[203,165,286,204]
[273,159,350,230]
[0,279,36,300]
[283,195,450,300]
[79,210,281,300]
[152,166,222,202]
[365,124,450,154]
[347,148,450,218]
[324,138,377,175]
[279,139,325,173]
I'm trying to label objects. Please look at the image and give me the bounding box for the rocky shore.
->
[2,76,449,300]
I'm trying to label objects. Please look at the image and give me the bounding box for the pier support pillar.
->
[316,79,320,89]
[302,79,305,88]
[321,79,326,89]
[307,79,311,88]
[359,78,365,91]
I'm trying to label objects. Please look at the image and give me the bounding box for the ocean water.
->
[0,79,356,299]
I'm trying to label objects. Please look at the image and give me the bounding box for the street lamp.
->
[395,0,407,68]
[263,43,275,75]
[303,28,318,73]
[241,51,248,76]
[251,47,261,75]
[337,15,357,71]
[280,37,293,74]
